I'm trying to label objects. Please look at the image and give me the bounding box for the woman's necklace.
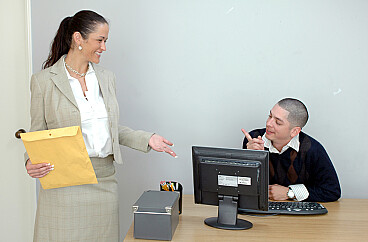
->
[65,62,87,78]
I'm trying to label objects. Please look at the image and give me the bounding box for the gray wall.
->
[31,0,368,239]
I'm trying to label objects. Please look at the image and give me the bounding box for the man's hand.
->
[269,184,289,201]
[148,134,177,158]
[241,129,264,150]
[26,159,54,178]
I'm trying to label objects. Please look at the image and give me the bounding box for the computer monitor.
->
[192,146,269,230]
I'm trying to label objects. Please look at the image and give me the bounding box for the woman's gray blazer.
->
[25,56,152,164]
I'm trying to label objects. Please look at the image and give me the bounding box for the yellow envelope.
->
[21,126,97,189]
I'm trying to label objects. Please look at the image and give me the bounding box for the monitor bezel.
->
[192,146,269,212]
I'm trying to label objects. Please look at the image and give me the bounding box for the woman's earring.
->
[78,45,82,51]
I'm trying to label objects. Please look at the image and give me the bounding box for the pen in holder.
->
[160,181,183,214]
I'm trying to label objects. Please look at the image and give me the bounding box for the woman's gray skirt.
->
[33,155,119,242]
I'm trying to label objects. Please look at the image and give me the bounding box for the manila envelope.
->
[21,126,98,189]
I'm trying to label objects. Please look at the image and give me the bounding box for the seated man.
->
[242,98,341,202]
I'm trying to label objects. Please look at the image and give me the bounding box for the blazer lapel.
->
[50,56,79,109]
[93,64,110,107]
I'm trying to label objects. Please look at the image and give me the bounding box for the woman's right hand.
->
[26,159,54,178]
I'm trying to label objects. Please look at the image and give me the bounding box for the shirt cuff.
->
[289,184,309,201]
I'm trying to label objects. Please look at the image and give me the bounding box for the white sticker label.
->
[238,177,251,186]
[218,175,238,187]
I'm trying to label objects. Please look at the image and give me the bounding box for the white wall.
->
[31,0,368,239]
[0,0,36,241]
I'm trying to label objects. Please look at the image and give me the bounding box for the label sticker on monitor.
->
[218,175,238,187]
[238,177,251,186]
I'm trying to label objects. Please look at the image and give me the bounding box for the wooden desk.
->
[125,195,368,241]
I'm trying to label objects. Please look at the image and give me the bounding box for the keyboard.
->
[238,201,328,215]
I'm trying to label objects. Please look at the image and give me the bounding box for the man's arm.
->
[304,145,341,202]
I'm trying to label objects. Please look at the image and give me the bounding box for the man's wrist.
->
[289,184,309,201]
[287,187,295,200]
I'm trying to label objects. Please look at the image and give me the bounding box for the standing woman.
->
[25,10,176,242]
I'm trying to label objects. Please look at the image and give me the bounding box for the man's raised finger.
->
[241,129,253,142]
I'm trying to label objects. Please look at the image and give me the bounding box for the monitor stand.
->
[204,195,253,230]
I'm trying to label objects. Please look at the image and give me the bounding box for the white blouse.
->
[64,60,113,158]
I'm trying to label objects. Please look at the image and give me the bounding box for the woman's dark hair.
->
[43,10,108,69]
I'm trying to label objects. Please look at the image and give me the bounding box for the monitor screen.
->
[192,146,269,230]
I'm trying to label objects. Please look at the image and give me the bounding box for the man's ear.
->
[290,126,301,138]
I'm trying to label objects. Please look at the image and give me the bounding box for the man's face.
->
[265,104,294,144]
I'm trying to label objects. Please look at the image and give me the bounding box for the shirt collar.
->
[262,133,300,154]
[63,57,95,80]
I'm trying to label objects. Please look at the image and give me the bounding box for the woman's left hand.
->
[149,134,177,158]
